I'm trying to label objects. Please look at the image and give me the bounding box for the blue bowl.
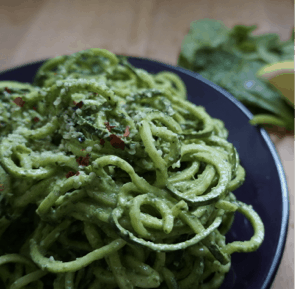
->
[0,57,289,289]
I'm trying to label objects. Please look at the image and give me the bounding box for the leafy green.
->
[178,19,294,130]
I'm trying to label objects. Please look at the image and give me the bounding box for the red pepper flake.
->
[0,184,4,191]
[104,121,116,132]
[81,148,86,151]
[4,87,11,93]
[73,101,84,108]
[123,126,130,137]
[66,171,76,178]
[66,171,75,178]
[66,171,80,178]
[76,154,90,166]
[33,117,40,122]
[100,139,105,146]
[110,134,125,150]
[33,106,37,110]
[13,97,25,107]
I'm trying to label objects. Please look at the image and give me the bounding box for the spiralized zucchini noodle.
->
[0,48,264,289]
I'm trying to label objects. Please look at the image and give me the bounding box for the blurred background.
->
[0,0,294,69]
[0,0,294,288]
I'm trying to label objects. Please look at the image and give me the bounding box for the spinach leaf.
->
[179,19,229,69]
[178,19,294,130]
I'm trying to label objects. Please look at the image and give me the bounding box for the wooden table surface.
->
[0,0,294,288]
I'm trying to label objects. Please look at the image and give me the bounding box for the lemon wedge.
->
[257,61,294,106]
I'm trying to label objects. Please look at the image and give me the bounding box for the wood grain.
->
[0,0,294,288]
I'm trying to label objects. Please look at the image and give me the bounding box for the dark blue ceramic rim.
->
[0,56,289,289]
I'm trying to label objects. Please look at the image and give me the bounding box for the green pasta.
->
[0,48,264,289]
